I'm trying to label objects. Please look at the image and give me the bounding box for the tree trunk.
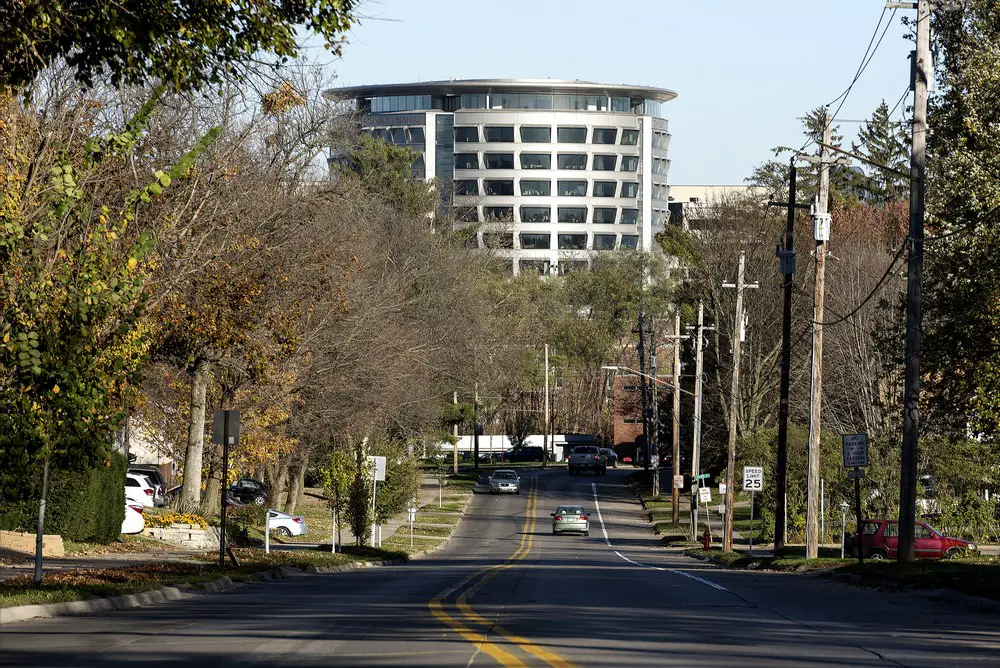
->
[179,358,211,512]
[274,460,291,509]
[284,455,309,514]
[201,445,221,516]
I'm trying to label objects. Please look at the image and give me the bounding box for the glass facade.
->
[557,127,588,143]
[484,180,514,196]
[460,94,487,109]
[455,127,479,143]
[557,154,587,170]
[620,235,639,249]
[621,156,639,172]
[611,97,631,112]
[520,126,552,143]
[593,233,617,250]
[557,207,588,224]
[593,181,617,197]
[520,206,551,223]
[484,126,515,142]
[558,234,587,250]
[520,179,551,196]
[652,157,669,174]
[621,129,639,145]
[621,182,639,198]
[370,95,433,112]
[485,206,515,220]
[520,153,551,170]
[435,115,454,212]
[455,153,479,169]
[558,180,588,197]
[593,128,618,144]
[484,153,515,169]
[592,154,617,171]
[593,207,617,224]
[621,208,639,224]
[520,233,551,250]
[455,180,478,196]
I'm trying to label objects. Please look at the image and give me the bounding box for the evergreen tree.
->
[852,100,909,203]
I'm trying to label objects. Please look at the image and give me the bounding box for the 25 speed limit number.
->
[743,466,763,491]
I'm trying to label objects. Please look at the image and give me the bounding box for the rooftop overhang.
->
[325,78,677,104]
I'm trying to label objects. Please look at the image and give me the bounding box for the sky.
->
[312,0,914,185]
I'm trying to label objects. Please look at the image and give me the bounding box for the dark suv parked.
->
[229,478,269,506]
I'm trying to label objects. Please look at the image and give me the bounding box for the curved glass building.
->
[328,79,676,275]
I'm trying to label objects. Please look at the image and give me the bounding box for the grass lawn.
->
[421,501,466,513]
[382,535,442,552]
[838,557,1000,602]
[685,547,853,571]
[394,525,451,538]
[416,514,461,526]
[0,546,407,609]
[63,534,178,556]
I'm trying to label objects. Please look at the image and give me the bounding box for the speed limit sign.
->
[743,466,763,491]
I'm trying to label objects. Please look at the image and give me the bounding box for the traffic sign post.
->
[742,466,764,554]
[842,434,869,566]
[367,456,387,547]
[673,475,685,489]
[212,410,240,568]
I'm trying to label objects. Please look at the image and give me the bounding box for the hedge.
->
[0,452,126,543]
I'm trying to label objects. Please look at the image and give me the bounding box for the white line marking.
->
[593,481,729,593]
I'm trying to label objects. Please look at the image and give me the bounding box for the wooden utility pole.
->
[898,0,930,564]
[543,343,549,468]
[723,251,758,552]
[452,391,459,474]
[687,301,712,540]
[650,335,660,497]
[637,312,651,475]
[806,115,833,559]
[672,313,683,526]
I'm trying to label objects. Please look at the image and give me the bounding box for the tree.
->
[0,1,356,90]
[851,100,909,203]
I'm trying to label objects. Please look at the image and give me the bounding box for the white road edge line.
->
[592,481,729,593]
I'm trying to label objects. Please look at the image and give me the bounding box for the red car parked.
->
[847,519,977,560]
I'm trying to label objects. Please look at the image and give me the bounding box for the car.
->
[498,446,546,463]
[489,469,521,494]
[128,465,169,506]
[266,509,308,537]
[125,472,156,508]
[551,505,590,536]
[847,519,978,560]
[121,503,145,534]
[567,445,607,475]
[229,478,269,505]
[600,448,619,468]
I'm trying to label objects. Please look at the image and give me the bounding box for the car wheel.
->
[516,490,520,495]
[584,531,590,536]
[868,549,888,561]
[276,526,292,537]
[945,548,962,559]
[253,495,266,506]
[552,530,558,535]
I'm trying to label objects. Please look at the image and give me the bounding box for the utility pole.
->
[650,335,660,497]
[452,391,459,474]
[722,251,758,552]
[543,344,550,468]
[671,313,684,526]
[898,0,930,564]
[637,312,651,474]
[687,301,712,540]
[473,383,480,470]
[805,114,833,560]
[769,158,804,552]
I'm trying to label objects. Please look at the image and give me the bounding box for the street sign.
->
[366,455,387,482]
[696,473,710,480]
[698,487,712,503]
[848,469,865,480]
[212,410,241,445]
[718,482,727,495]
[743,466,763,491]
[673,475,684,489]
[842,433,869,468]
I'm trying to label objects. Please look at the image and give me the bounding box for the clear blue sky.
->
[317,0,913,184]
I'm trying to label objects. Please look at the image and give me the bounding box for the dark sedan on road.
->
[229,478,269,505]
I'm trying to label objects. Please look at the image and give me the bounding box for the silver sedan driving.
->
[551,505,590,536]
[489,469,521,494]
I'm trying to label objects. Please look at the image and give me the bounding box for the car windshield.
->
[556,506,584,515]
[574,447,598,455]
[861,522,880,535]
[493,471,517,480]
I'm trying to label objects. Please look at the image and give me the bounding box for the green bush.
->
[0,451,127,543]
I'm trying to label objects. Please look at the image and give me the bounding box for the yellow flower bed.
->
[144,512,209,530]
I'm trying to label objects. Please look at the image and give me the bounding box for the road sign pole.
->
[749,491,754,555]
[219,415,229,568]
[264,510,270,554]
[854,467,864,567]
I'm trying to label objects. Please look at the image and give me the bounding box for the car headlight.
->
[968,543,977,550]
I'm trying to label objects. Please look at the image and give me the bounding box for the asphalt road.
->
[2,469,998,667]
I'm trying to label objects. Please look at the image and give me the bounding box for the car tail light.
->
[144,489,153,495]
[555,515,563,520]
[293,517,304,524]
[129,505,144,513]
[580,515,588,520]
[594,455,598,460]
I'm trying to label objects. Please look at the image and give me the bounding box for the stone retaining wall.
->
[142,525,220,550]
[0,530,64,557]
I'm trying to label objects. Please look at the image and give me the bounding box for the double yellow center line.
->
[428,476,574,667]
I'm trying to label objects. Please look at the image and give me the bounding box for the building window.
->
[593,207,617,224]
[557,127,588,143]
[520,126,551,143]
[620,235,639,249]
[408,127,425,143]
[621,129,639,145]
[460,94,487,109]
[621,156,639,172]
[652,209,669,226]
[519,259,550,275]
[454,153,479,170]
[454,180,479,196]
[484,180,514,196]
[520,153,552,170]
[621,208,639,224]
[552,95,607,111]
[593,181,617,197]
[484,206,514,221]
[557,154,587,170]
[653,132,669,149]
[455,127,479,143]
[592,154,618,171]
[558,180,587,197]
[558,234,588,250]
[520,206,551,223]
[484,126,515,142]
[484,153,515,169]
[519,179,551,196]
[557,207,587,223]
[455,206,479,222]
[410,155,425,179]
[593,128,618,144]
[611,97,630,112]
[389,127,407,144]
[653,157,670,175]
[644,99,663,116]
[520,233,551,250]
[482,232,513,249]
[593,233,617,250]
[621,182,639,198]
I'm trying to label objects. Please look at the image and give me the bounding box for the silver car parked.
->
[489,469,521,494]
[551,505,590,536]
